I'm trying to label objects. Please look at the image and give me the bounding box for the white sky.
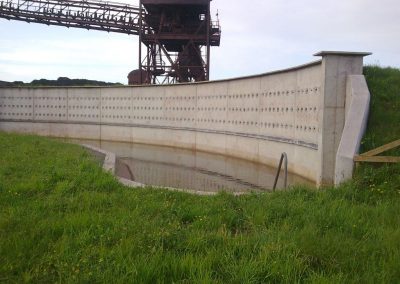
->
[0,0,399,83]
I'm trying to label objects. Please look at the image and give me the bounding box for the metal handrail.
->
[273,152,288,191]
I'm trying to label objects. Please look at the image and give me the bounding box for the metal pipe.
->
[138,0,142,84]
[206,1,210,80]
[273,152,288,191]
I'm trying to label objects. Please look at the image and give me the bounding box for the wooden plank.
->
[354,155,400,163]
[360,139,400,157]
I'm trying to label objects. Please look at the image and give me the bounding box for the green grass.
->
[354,66,400,198]
[363,66,400,153]
[0,66,399,283]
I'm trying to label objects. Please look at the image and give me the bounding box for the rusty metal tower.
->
[139,0,220,84]
[0,0,221,84]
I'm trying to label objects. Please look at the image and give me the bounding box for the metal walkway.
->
[0,0,141,35]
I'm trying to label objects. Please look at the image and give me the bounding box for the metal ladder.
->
[273,152,288,191]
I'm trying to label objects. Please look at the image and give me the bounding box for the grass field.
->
[0,66,399,283]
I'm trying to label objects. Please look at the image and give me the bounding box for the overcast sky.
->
[0,0,399,83]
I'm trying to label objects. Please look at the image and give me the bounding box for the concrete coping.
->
[314,51,372,57]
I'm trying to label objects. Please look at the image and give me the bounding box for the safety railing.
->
[273,152,288,191]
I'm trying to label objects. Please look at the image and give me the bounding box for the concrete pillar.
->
[314,51,371,186]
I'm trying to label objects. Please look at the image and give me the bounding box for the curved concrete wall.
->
[0,51,371,186]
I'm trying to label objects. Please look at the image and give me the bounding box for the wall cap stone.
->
[314,51,372,57]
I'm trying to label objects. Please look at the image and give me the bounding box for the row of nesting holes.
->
[2,105,318,113]
[36,97,66,100]
[1,88,319,102]
[131,117,318,132]
[0,104,32,108]
[36,105,65,109]
[0,106,318,114]
[198,89,320,100]
[93,115,317,132]
[0,112,32,116]
[0,113,318,132]
[36,113,66,117]
[0,92,318,107]
[0,97,68,100]
[130,106,319,112]
[1,97,32,100]
[68,114,99,118]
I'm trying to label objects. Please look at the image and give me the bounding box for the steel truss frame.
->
[0,0,141,35]
[138,0,216,84]
[0,0,221,84]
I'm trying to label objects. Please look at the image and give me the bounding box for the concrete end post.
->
[314,51,371,186]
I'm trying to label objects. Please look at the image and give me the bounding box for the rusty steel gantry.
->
[0,0,221,84]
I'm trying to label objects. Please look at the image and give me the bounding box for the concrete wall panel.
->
[0,52,371,186]
[101,125,132,142]
[65,124,101,140]
[225,135,259,162]
[195,132,226,156]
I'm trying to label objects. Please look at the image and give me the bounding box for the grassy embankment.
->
[0,66,399,283]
